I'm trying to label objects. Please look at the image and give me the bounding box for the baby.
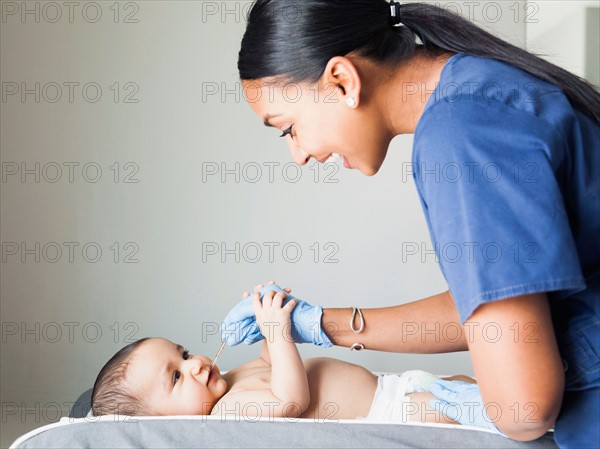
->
[91,289,476,423]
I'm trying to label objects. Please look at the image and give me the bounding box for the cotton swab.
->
[210,340,226,371]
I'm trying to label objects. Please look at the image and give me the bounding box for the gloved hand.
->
[221,284,333,348]
[428,380,508,437]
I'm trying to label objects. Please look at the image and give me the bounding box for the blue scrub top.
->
[412,53,599,447]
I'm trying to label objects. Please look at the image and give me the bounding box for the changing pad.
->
[10,386,559,448]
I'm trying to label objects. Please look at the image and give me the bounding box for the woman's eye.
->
[173,370,181,385]
[279,125,294,140]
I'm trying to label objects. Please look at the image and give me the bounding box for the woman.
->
[223,1,600,447]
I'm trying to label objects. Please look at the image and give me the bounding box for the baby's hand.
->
[252,289,297,343]
[242,279,292,299]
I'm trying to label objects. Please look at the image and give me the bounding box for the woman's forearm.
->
[321,290,468,353]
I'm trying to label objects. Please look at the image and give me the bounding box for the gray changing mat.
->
[10,389,559,448]
[10,417,559,449]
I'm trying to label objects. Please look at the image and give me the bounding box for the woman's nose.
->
[288,144,310,166]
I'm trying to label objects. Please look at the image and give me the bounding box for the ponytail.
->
[238,0,600,124]
[398,3,600,123]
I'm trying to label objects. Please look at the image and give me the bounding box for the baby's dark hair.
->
[91,337,154,416]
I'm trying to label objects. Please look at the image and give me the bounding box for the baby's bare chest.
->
[224,365,272,392]
[214,358,378,420]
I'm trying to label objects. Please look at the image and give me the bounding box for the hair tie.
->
[389,1,402,26]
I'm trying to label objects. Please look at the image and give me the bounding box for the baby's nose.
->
[187,358,206,375]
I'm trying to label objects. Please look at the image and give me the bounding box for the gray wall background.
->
[1,1,597,446]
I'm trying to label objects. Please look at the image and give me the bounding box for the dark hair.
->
[238,0,600,124]
[91,337,154,416]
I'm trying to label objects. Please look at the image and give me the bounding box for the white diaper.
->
[363,370,440,423]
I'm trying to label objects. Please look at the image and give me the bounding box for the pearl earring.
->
[346,97,356,108]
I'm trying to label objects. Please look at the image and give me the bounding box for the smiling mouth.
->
[340,155,353,169]
[324,153,351,168]
[314,154,333,163]
[206,366,219,384]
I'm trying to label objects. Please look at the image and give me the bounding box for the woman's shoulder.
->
[413,55,577,162]
[427,53,571,122]
[444,52,557,91]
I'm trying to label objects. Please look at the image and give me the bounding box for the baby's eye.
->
[182,349,190,360]
[173,370,181,385]
[279,125,294,140]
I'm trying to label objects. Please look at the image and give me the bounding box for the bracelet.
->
[350,307,365,333]
[350,307,365,351]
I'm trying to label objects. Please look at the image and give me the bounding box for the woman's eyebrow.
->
[263,113,283,128]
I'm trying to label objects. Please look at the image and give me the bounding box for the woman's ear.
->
[322,56,362,107]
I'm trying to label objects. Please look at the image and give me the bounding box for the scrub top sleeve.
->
[413,98,586,324]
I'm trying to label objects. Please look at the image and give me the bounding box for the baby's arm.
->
[226,290,309,418]
[260,339,271,364]
[263,306,309,414]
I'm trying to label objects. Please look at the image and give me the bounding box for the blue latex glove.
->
[221,284,333,348]
[428,380,509,437]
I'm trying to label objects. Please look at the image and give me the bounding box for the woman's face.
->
[242,57,393,176]
[126,338,227,415]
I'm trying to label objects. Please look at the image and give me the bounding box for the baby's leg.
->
[406,392,458,424]
[442,375,476,383]
[406,375,476,425]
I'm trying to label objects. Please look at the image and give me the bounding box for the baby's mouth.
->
[206,365,219,384]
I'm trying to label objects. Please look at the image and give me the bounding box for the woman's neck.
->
[379,49,455,136]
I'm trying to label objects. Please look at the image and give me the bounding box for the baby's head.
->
[91,337,228,416]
